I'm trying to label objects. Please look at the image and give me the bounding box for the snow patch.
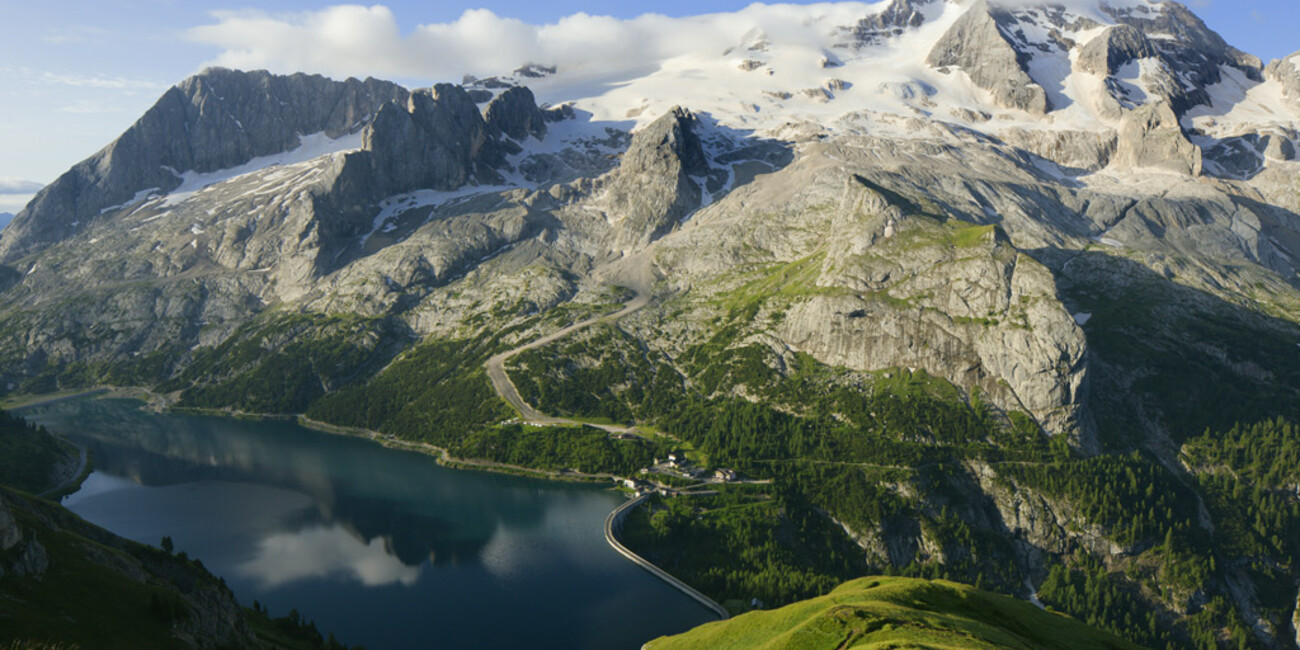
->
[361,185,513,246]
[163,131,362,207]
[99,187,160,215]
[1073,312,1092,325]
[1112,58,1160,107]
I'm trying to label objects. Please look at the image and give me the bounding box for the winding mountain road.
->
[484,279,651,432]
[482,257,735,619]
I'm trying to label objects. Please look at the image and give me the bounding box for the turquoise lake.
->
[22,398,716,649]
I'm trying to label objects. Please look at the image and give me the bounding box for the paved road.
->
[484,288,650,432]
[481,260,732,621]
[604,494,729,620]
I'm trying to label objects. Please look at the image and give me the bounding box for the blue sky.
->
[1,0,1297,204]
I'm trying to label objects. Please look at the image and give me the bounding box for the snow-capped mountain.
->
[9,0,1298,263]
[4,1,1300,645]
[4,0,1298,417]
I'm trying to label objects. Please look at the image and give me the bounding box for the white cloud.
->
[186,3,878,84]
[0,195,34,214]
[0,178,43,194]
[41,71,166,91]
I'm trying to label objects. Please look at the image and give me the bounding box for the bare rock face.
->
[360,83,495,196]
[1201,129,1298,179]
[968,462,1127,559]
[1264,131,1298,162]
[777,223,1088,441]
[1076,24,1156,76]
[1266,53,1300,106]
[1103,1,1262,114]
[0,68,407,263]
[998,127,1118,171]
[1111,102,1202,175]
[839,0,933,48]
[602,107,710,247]
[927,0,1048,115]
[484,86,548,142]
[0,496,21,552]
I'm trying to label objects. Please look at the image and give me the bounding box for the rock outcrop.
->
[0,68,407,262]
[839,0,932,48]
[969,462,1128,559]
[927,1,1048,115]
[1102,1,1262,114]
[1266,53,1300,106]
[1076,24,1157,76]
[1111,101,1202,175]
[485,86,548,142]
[1292,594,1300,649]
[776,217,1089,441]
[602,107,710,247]
[997,127,1118,171]
[358,83,497,196]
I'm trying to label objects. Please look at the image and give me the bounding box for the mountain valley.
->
[3,0,1300,647]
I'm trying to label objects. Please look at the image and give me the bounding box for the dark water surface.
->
[23,398,715,649]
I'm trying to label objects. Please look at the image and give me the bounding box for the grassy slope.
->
[0,487,220,649]
[646,576,1145,650]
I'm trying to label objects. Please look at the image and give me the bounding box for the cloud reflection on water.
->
[239,524,422,589]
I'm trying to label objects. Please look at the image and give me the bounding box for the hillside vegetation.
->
[645,576,1143,650]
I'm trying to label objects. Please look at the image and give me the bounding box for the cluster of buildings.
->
[617,451,740,497]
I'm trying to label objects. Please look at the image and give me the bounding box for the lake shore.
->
[6,386,626,487]
[16,386,728,638]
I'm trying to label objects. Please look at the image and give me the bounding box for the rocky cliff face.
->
[485,86,549,142]
[1266,53,1300,106]
[1112,101,1202,175]
[0,69,407,263]
[1103,1,1261,114]
[599,107,711,248]
[838,0,932,48]
[927,1,1048,114]
[1076,25,1157,77]
[356,83,498,196]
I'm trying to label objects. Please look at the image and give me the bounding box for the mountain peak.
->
[0,69,408,261]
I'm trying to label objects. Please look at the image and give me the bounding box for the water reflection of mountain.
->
[28,399,578,569]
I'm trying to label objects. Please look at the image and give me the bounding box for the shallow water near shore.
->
[23,398,716,649]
